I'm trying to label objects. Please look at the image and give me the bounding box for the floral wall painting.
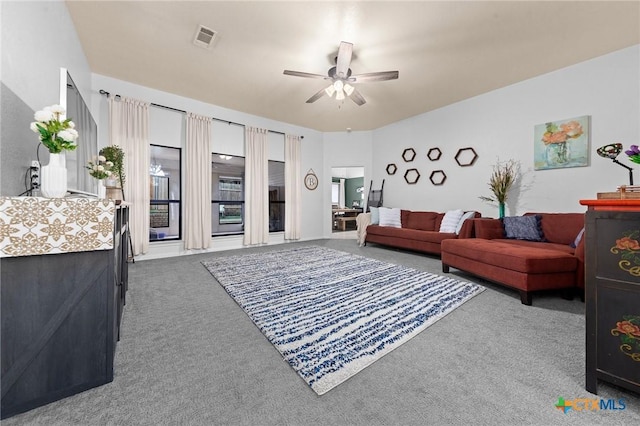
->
[534,115,590,170]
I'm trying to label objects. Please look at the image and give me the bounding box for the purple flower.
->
[626,145,640,155]
[627,144,640,164]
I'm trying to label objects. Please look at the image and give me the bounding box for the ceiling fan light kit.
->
[324,85,336,97]
[343,83,355,96]
[284,41,399,107]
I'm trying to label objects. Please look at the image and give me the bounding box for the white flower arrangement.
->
[86,155,114,180]
[30,104,79,153]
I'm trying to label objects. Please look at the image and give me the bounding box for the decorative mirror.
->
[429,170,447,185]
[402,148,416,162]
[404,168,420,184]
[386,163,397,175]
[455,147,478,167]
[427,148,442,161]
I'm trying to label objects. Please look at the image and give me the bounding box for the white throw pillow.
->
[455,211,477,235]
[370,207,380,225]
[378,207,402,228]
[439,209,465,233]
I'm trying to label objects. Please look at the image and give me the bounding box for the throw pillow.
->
[439,209,465,233]
[455,211,477,235]
[503,215,545,241]
[570,227,585,248]
[405,211,438,231]
[378,207,402,228]
[370,207,380,225]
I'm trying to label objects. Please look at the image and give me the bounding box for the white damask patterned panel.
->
[0,197,115,257]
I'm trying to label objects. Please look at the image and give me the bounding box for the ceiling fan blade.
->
[350,71,399,83]
[306,87,328,103]
[349,88,367,106]
[335,41,353,79]
[283,70,329,80]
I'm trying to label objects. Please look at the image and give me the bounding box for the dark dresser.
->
[580,199,640,395]
[0,197,129,419]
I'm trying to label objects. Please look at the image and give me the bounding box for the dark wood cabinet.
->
[1,205,129,419]
[581,199,640,396]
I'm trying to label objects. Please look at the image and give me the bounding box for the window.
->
[212,154,245,236]
[269,160,285,232]
[211,154,284,235]
[218,177,243,224]
[149,145,181,241]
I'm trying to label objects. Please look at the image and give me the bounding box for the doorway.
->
[331,167,364,235]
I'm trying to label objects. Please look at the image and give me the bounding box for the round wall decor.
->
[304,170,318,190]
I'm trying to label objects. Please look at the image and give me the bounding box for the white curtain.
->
[185,113,212,249]
[243,127,269,245]
[339,178,346,208]
[108,95,150,256]
[284,134,301,240]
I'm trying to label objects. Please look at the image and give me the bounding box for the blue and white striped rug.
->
[202,246,484,395]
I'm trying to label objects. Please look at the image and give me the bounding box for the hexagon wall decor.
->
[427,148,442,161]
[402,148,416,162]
[386,163,397,175]
[429,170,447,186]
[404,168,420,184]
[455,147,478,167]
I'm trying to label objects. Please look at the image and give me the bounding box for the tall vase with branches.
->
[479,159,519,218]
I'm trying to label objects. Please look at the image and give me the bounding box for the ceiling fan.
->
[283,41,399,106]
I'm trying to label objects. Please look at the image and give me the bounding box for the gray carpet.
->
[4,239,639,425]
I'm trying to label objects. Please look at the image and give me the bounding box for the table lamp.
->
[596,143,634,185]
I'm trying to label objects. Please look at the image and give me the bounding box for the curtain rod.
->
[98,89,297,138]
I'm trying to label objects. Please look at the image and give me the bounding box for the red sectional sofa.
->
[365,210,480,256]
[441,213,585,305]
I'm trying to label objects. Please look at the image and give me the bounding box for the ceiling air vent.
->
[193,25,217,49]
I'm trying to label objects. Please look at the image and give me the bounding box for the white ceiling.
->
[66,1,640,132]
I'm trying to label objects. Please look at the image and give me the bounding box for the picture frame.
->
[534,115,590,170]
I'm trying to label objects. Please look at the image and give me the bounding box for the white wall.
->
[92,74,325,260]
[1,0,93,195]
[372,45,640,217]
[1,0,92,111]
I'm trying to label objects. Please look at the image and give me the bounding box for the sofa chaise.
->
[441,213,585,305]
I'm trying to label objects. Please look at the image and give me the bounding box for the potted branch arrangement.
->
[479,158,519,219]
[99,145,125,201]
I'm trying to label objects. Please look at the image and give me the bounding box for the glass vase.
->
[498,203,505,219]
[545,142,571,167]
